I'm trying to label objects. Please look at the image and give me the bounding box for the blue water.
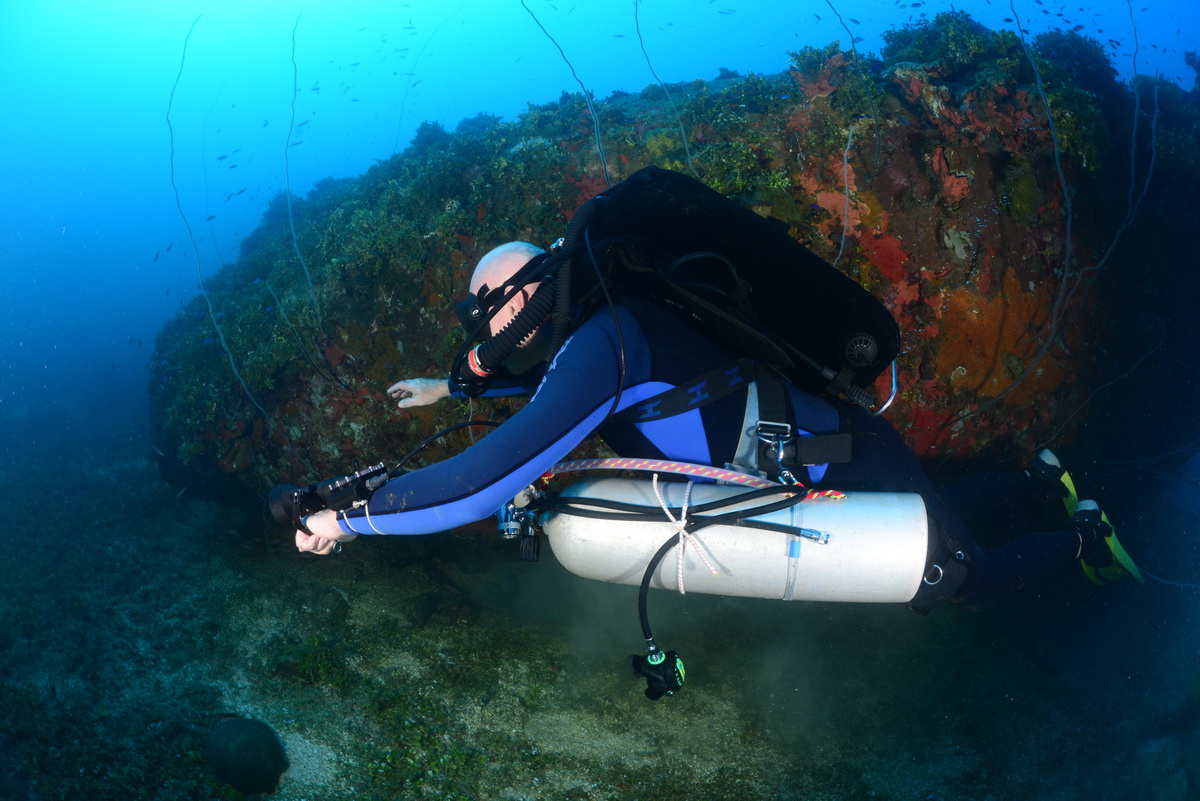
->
[1,1,1199,798]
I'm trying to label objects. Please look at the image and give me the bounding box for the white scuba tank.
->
[541,478,930,603]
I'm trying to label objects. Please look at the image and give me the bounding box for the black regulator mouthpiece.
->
[628,648,685,701]
[268,463,391,531]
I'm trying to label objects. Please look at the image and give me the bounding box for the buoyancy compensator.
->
[450,166,901,405]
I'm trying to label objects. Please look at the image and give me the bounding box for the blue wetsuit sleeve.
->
[445,364,547,399]
[340,309,646,535]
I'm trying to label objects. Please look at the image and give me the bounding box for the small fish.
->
[206,215,216,221]
[138,336,143,352]
[236,187,247,195]
[290,140,304,147]
[225,193,234,202]
[216,154,228,161]
[153,250,160,263]
[849,18,860,24]
[229,164,238,169]
[263,119,269,127]
[853,36,864,43]
[165,243,172,253]
[165,287,171,297]
[350,62,360,66]
[297,120,310,127]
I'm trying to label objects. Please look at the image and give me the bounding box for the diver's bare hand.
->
[295,509,358,555]
[387,377,451,409]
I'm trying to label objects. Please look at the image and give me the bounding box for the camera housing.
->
[268,463,391,532]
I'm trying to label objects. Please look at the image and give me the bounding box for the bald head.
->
[470,241,546,338]
[469,241,545,296]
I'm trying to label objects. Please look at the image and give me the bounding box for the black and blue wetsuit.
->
[337,294,836,534]
[338,295,1082,611]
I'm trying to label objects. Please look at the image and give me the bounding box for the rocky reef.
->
[149,12,1199,500]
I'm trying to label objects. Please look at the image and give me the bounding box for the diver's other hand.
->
[387,377,451,409]
[295,509,358,555]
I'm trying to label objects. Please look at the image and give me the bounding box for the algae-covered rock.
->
[149,12,1196,496]
[206,717,289,794]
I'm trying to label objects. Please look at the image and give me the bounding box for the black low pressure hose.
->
[544,193,603,358]
[633,491,811,642]
[542,484,813,645]
[639,534,682,643]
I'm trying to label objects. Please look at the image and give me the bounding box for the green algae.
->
[1001,160,1042,224]
[147,15,1181,492]
[882,10,1024,80]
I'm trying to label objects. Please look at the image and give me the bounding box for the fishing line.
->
[632,0,698,179]
[1123,0,1142,221]
[519,0,611,189]
[831,123,857,270]
[200,82,227,267]
[283,15,349,389]
[1139,569,1200,591]
[266,281,342,388]
[954,1,1157,428]
[284,14,327,341]
[823,0,881,177]
[167,14,314,475]
[391,7,462,154]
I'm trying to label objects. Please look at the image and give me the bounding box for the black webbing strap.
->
[756,366,852,476]
[754,367,790,481]
[611,358,754,425]
[609,358,853,476]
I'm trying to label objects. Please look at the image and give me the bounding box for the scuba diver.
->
[291,168,1138,616]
